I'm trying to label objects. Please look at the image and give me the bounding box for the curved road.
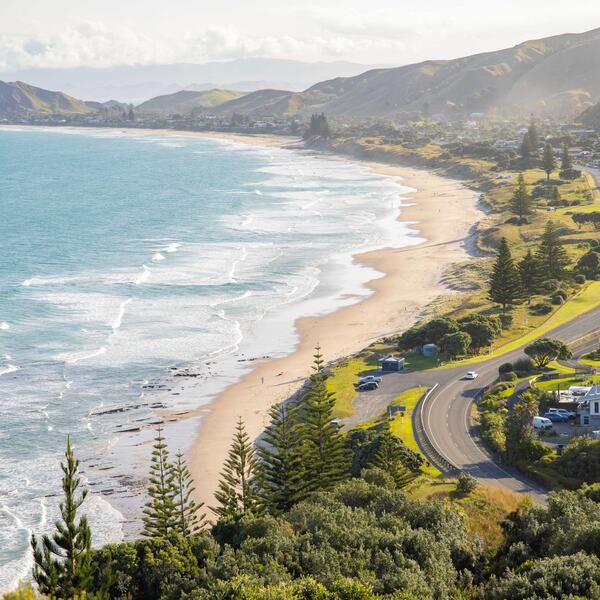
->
[347,304,600,502]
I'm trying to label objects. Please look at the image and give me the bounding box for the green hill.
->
[0,81,94,116]
[136,89,246,114]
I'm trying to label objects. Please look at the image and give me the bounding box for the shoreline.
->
[182,132,483,511]
[2,124,482,518]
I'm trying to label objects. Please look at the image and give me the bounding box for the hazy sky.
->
[1,0,600,71]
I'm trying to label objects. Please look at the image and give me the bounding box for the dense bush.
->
[456,472,478,495]
[549,293,564,305]
[513,357,535,374]
[499,371,517,382]
[574,273,586,284]
[530,301,552,315]
[498,362,513,374]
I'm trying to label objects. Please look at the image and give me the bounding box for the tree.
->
[510,174,532,220]
[172,451,205,536]
[423,317,459,344]
[572,212,600,231]
[551,186,561,205]
[142,426,177,538]
[31,437,93,597]
[518,250,543,301]
[301,346,348,492]
[520,131,532,165]
[305,113,332,138]
[370,428,416,488]
[440,331,472,358]
[489,237,523,310]
[535,221,570,280]
[213,417,260,520]
[528,117,539,153]
[524,338,572,368]
[504,391,539,464]
[542,141,555,181]
[458,315,499,351]
[258,402,306,514]
[560,141,572,171]
[576,250,600,279]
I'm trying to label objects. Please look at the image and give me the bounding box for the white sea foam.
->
[163,243,181,253]
[0,322,10,330]
[134,265,151,285]
[112,299,132,331]
[151,252,165,262]
[0,364,19,377]
[66,346,108,364]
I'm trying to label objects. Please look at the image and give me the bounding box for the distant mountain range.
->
[3,28,600,122]
[0,58,379,104]
[580,101,600,128]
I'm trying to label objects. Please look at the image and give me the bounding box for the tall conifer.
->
[31,437,93,597]
[258,402,306,514]
[510,174,532,220]
[488,237,523,310]
[142,425,177,538]
[536,221,570,280]
[213,417,260,520]
[301,346,348,492]
[543,141,555,181]
[518,249,542,302]
[173,451,205,536]
[371,429,416,489]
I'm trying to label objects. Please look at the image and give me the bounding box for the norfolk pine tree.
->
[173,451,205,536]
[510,174,532,220]
[518,249,543,302]
[301,346,348,492]
[543,141,555,181]
[536,221,570,280]
[528,117,539,153]
[520,131,532,165]
[142,425,178,538]
[213,417,260,520]
[561,142,572,171]
[371,428,416,489]
[31,437,93,597]
[258,402,306,514]
[488,237,523,310]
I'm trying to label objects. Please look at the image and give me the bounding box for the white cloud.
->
[0,20,412,72]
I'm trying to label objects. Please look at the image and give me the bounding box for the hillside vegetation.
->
[136,89,246,114]
[0,81,94,116]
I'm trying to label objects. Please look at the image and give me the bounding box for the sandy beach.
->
[182,132,483,510]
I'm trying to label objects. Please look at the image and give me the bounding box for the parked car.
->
[464,371,478,380]
[533,416,553,430]
[547,408,576,420]
[357,381,379,391]
[358,374,382,385]
[543,411,568,423]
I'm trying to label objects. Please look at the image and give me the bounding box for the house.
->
[379,356,405,372]
[578,385,600,426]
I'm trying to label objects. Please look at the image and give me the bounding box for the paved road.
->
[348,305,600,503]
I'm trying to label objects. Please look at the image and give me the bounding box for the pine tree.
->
[370,429,416,489]
[510,174,532,220]
[551,186,561,205]
[213,417,260,520]
[258,402,306,514]
[518,250,543,302]
[536,221,570,280]
[488,237,523,310]
[543,141,555,181]
[31,437,93,597]
[301,346,348,492]
[528,117,539,153]
[520,131,532,165]
[561,142,572,171]
[142,425,177,538]
[172,451,205,536]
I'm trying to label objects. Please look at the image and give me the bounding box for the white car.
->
[358,374,382,384]
[464,371,478,380]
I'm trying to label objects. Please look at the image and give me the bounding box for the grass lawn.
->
[387,387,440,477]
[327,358,379,419]
[546,361,578,375]
[582,359,600,368]
[534,374,600,392]
[438,281,600,369]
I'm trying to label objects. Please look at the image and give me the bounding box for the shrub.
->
[531,302,553,315]
[456,472,478,495]
[514,357,535,374]
[555,289,568,300]
[500,372,518,382]
[542,279,559,292]
[550,294,564,305]
[574,273,586,284]
[499,313,513,329]
[499,362,514,374]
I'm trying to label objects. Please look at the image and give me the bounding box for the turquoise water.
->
[0,127,418,587]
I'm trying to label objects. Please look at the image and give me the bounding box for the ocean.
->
[0,127,419,588]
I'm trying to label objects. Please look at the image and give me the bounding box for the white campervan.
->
[533,416,552,430]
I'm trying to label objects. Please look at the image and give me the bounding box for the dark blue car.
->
[543,412,568,423]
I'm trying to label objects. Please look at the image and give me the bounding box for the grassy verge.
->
[533,374,600,392]
[386,387,440,477]
[437,281,600,369]
[327,358,378,419]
